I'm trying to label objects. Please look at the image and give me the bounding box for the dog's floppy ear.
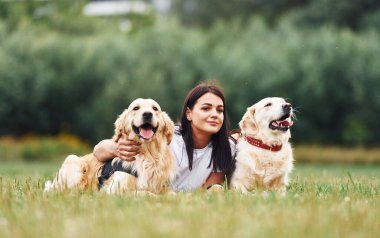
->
[161,112,175,145]
[113,109,128,142]
[239,106,257,135]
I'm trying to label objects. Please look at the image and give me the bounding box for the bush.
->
[203,19,380,145]
[0,17,379,146]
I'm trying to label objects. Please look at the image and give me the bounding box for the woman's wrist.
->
[93,139,116,162]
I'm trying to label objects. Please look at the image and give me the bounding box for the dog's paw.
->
[231,184,250,194]
[166,191,177,196]
[134,191,157,197]
[44,180,52,192]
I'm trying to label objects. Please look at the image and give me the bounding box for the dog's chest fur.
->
[235,140,293,189]
[122,143,175,193]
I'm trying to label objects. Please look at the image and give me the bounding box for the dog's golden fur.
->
[230,97,294,194]
[44,98,176,194]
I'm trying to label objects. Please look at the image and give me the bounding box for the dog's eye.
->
[264,103,272,107]
[133,106,140,111]
[152,106,158,111]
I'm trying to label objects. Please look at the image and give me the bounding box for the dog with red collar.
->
[230,97,294,195]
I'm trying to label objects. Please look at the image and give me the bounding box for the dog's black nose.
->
[283,103,292,111]
[143,112,153,120]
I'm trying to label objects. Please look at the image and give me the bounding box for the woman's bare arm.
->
[202,172,225,190]
[93,138,140,162]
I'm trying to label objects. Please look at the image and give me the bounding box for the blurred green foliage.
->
[0,134,90,162]
[173,0,380,31]
[0,0,379,146]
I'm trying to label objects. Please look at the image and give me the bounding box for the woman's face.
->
[186,92,224,137]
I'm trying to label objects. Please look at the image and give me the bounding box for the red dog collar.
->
[245,136,282,152]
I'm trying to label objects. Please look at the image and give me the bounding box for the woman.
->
[94,82,236,191]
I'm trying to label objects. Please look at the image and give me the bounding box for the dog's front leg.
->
[267,175,287,196]
[102,171,137,194]
[230,175,252,194]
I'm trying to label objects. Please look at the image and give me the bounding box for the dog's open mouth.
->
[132,123,158,140]
[269,114,293,132]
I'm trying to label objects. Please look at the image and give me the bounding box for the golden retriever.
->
[230,97,294,195]
[44,98,176,194]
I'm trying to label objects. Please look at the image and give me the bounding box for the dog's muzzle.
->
[132,112,158,140]
[269,104,293,132]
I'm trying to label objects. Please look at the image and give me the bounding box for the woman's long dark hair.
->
[178,82,234,174]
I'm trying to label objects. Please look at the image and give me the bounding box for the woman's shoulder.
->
[170,125,184,147]
[228,137,237,158]
[174,125,181,135]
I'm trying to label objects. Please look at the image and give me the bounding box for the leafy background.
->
[0,0,380,149]
[0,3,379,238]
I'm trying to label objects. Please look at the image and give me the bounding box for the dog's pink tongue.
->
[279,121,293,127]
[139,128,154,139]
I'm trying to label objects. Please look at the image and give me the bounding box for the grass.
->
[2,135,380,164]
[0,162,378,238]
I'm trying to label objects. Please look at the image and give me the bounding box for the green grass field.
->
[0,162,379,238]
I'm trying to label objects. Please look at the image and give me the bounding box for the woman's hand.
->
[93,138,141,162]
[114,139,141,162]
[202,172,225,191]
